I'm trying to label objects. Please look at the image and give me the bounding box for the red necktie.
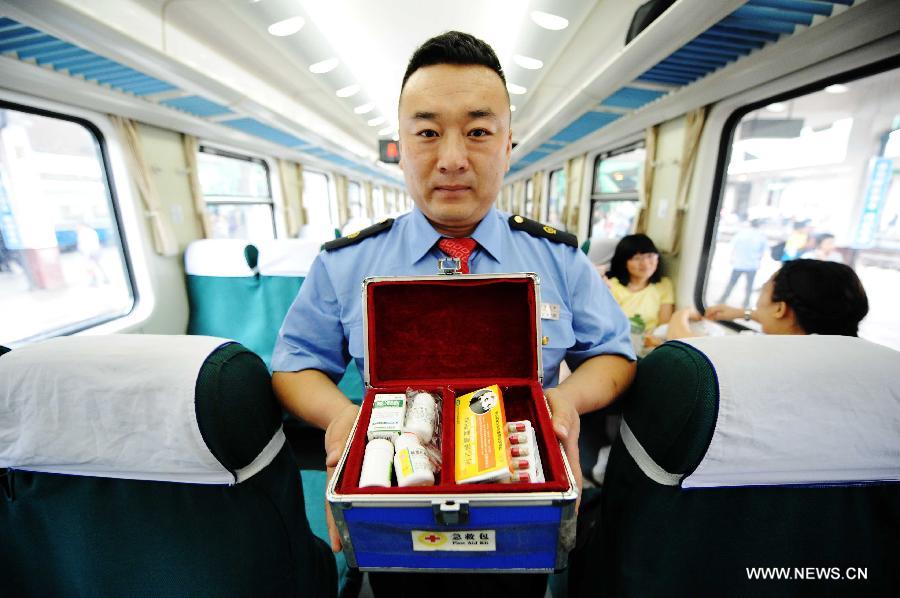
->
[438,237,477,274]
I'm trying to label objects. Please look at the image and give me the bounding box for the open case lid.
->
[363,274,542,388]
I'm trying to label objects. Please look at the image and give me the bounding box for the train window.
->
[0,104,134,345]
[301,169,333,239]
[524,178,534,218]
[372,186,385,219]
[589,145,645,239]
[347,181,363,220]
[547,168,566,229]
[704,66,900,350]
[197,147,274,239]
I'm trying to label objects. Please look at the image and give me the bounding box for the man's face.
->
[398,64,512,236]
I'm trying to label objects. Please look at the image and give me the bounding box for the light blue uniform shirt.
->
[272,207,634,388]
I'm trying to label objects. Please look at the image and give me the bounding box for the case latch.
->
[437,257,461,275]
[432,499,469,525]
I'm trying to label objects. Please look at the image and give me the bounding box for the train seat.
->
[0,335,336,597]
[184,238,364,398]
[184,239,363,595]
[573,335,900,597]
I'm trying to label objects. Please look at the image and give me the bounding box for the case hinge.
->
[432,499,469,525]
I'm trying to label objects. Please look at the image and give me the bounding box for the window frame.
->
[545,167,565,226]
[197,144,276,239]
[0,98,139,344]
[588,141,646,238]
[696,54,900,330]
[300,168,334,237]
[346,179,363,220]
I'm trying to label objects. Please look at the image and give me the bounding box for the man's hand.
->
[544,387,582,511]
[323,402,360,552]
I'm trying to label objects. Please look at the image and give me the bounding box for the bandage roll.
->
[359,438,395,488]
[403,391,437,444]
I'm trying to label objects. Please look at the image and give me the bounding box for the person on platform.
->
[719,218,767,308]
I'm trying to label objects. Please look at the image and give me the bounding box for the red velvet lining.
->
[335,382,570,494]
[365,279,538,387]
[336,277,569,495]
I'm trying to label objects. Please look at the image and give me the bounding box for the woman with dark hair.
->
[669,259,869,338]
[605,234,674,336]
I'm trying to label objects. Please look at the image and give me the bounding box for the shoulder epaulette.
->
[322,218,394,251]
[508,214,578,248]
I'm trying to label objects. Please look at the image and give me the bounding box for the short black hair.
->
[401,31,506,93]
[772,259,868,336]
[814,232,835,246]
[606,234,662,285]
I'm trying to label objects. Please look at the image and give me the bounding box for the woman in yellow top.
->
[605,234,674,335]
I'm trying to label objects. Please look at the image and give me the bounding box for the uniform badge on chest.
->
[540,303,560,321]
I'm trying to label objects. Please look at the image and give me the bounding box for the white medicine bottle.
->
[393,432,434,487]
[403,391,437,444]
[359,438,394,488]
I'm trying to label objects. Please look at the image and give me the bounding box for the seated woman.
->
[669,259,868,339]
[605,234,674,349]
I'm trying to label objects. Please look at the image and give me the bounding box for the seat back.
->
[577,335,900,597]
[0,336,337,598]
[184,238,364,400]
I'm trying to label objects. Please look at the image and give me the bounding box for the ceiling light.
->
[354,103,375,114]
[510,105,517,112]
[531,11,568,31]
[267,16,305,37]
[309,58,339,74]
[507,83,527,95]
[336,84,360,98]
[368,116,386,126]
[766,102,786,113]
[825,84,848,94]
[513,54,543,70]
[377,126,394,136]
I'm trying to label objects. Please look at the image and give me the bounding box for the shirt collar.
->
[406,206,504,266]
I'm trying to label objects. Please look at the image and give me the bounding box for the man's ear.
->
[773,301,789,320]
[504,130,512,173]
[398,141,404,171]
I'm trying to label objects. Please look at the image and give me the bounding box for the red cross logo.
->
[423,534,441,543]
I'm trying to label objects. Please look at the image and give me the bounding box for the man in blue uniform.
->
[273,31,635,596]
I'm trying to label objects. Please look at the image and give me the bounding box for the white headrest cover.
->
[679,335,900,488]
[184,239,256,276]
[256,238,321,277]
[0,335,272,485]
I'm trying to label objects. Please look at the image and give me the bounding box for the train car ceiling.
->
[0,1,402,186]
[509,0,896,178]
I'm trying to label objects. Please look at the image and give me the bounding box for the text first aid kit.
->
[327,274,577,572]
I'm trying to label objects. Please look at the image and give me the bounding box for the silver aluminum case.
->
[326,272,578,572]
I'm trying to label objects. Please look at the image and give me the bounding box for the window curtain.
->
[512,180,526,215]
[498,185,510,212]
[109,116,179,256]
[363,181,374,219]
[563,153,588,233]
[277,159,305,237]
[671,106,709,255]
[181,134,213,239]
[333,173,349,228]
[635,125,658,234]
[530,171,544,221]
